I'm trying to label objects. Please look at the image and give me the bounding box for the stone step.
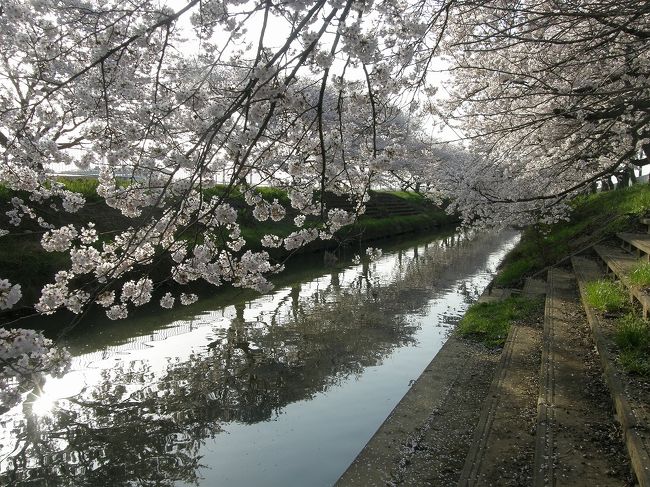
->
[522,277,547,297]
[457,278,545,485]
[593,244,650,318]
[618,232,650,260]
[337,260,636,487]
[533,267,628,486]
[572,256,650,486]
[456,312,541,486]
[477,287,514,303]
[321,193,424,218]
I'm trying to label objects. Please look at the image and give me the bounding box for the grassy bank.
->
[495,184,650,287]
[0,180,457,307]
[458,184,650,348]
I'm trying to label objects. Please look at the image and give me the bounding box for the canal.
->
[0,228,519,486]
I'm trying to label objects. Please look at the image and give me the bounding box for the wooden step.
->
[593,244,650,317]
[618,232,650,260]
[572,256,650,486]
[640,218,650,234]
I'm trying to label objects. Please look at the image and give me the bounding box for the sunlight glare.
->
[28,372,86,417]
[30,392,57,417]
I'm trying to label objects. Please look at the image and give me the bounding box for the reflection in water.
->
[0,230,519,486]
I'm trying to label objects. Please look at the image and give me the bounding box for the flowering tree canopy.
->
[0,0,648,407]
[0,0,437,313]
[440,0,650,225]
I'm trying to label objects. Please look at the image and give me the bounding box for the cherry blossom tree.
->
[1,0,648,408]
[0,0,440,407]
[438,0,650,225]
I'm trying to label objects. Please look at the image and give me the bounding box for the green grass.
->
[575,183,650,216]
[457,296,542,347]
[0,184,11,200]
[494,257,538,287]
[629,262,650,288]
[495,184,650,287]
[584,279,629,313]
[615,314,650,375]
[256,186,291,206]
[56,178,103,201]
[353,213,448,238]
[240,213,452,255]
[202,184,291,207]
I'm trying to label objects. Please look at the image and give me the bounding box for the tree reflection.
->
[3,364,213,486]
[0,230,515,485]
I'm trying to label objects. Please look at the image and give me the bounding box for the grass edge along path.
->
[457,296,543,347]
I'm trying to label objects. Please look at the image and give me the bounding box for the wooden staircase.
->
[573,256,650,486]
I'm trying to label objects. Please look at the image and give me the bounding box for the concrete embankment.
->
[336,260,637,486]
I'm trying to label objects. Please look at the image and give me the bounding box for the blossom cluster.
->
[0,279,22,310]
[0,328,70,410]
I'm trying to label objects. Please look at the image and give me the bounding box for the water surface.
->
[0,229,519,486]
